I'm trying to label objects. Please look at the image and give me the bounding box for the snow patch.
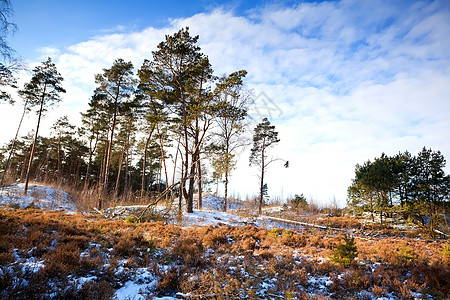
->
[0,183,77,213]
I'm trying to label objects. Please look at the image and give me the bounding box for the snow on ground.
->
[0,184,428,300]
[0,183,77,213]
[0,184,333,233]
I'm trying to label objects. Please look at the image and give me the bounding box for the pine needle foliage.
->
[330,235,358,268]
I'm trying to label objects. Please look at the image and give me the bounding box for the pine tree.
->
[18,57,65,194]
[50,116,75,184]
[139,27,215,213]
[93,58,136,208]
[0,62,16,103]
[414,147,450,234]
[330,235,358,268]
[80,95,108,190]
[211,70,249,211]
[249,117,280,214]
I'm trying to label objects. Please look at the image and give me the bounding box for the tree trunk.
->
[25,90,46,195]
[259,141,266,215]
[223,170,229,212]
[223,142,231,212]
[57,135,61,184]
[156,124,169,200]
[259,165,264,215]
[183,138,192,212]
[181,91,193,213]
[124,133,130,201]
[98,137,109,209]
[114,146,125,198]
[84,132,98,190]
[103,96,119,203]
[197,159,202,210]
[141,125,154,198]
[20,150,29,182]
[173,134,182,214]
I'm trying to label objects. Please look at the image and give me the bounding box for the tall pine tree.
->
[249,117,280,214]
[19,57,65,194]
[93,58,136,208]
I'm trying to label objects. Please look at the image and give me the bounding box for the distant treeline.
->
[348,147,450,234]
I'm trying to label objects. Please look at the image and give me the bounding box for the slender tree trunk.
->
[1,99,29,186]
[84,132,98,190]
[180,91,193,213]
[25,91,46,194]
[124,133,130,201]
[173,134,182,214]
[179,163,184,216]
[223,142,230,212]
[188,118,200,212]
[156,124,169,199]
[259,143,266,215]
[158,159,162,194]
[141,125,154,198]
[188,149,197,212]
[114,146,125,198]
[259,166,264,215]
[102,97,119,204]
[183,129,191,212]
[197,159,202,210]
[223,170,229,212]
[98,137,109,208]
[57,134,61,184]
[20,151,29,182]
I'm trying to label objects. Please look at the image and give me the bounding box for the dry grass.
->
[0,208,448,299]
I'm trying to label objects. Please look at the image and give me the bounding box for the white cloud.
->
[1,1,449,205]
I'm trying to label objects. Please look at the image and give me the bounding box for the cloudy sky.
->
[1,0,450,206]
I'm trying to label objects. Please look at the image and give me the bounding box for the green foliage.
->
[249,118,280,214]
[0,28,250,213]
[397,247,415,263]
[348,148,450,230]
[291,194,308,209]
[285,291,294,300]
[330,235,358,268]
[18,57,66,194]
[249,118,280,167]
[442,242,450,259]
[281,229,293,239]
[267,228,279,238]
[124,216,136,224]
[0,63,17,103]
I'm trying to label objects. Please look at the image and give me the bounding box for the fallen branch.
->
[137,181,181,221]
[264,216,348,232]
[176,292,216,299]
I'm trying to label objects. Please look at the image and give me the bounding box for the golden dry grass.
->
[0,208,448,299]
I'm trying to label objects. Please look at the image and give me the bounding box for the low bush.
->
[329,235,358,268]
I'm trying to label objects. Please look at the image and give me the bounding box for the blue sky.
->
[10,0,269,60]
[2,0,450,205]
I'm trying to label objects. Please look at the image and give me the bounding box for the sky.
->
[1,0,450,206]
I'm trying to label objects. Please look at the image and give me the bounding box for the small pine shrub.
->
[330,235,358,268]
[124,216,136,224]
[267,228,280,238]
[442,241,450,264]
[397,247,415,264]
